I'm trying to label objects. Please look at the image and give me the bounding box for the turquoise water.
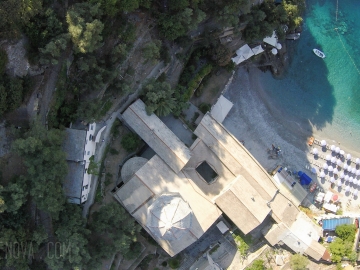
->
[256,0,360,149]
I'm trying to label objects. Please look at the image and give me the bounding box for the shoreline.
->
[222,66,360,174]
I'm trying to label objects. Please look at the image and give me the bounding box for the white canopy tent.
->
[263,31,278,47]
[236,44,254,60]
[231,54,246,65]
[251,45,264,55]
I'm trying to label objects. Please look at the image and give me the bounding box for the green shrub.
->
[335,224,356,242]
[199,103,211,114]
[246,259,265,270]
[290,254,308,270]
[161,261,167,266]
[0,48,8,74]
[121,133,140,152]
[168,257,181,269]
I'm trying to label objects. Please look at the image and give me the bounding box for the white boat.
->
[313,49,325,58]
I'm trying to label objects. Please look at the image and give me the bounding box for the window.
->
[87,151,90,155]
[90,125,93,130]
[195,161,218,184]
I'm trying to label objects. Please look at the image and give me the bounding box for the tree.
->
[66,3,104,54]
[142,79,176,116]
[335,224,357,242]
[121,133,140,152]
[39,34,69,65]
[246,259,265,270]
[209,44,232,66]
[142,40,161,62]
[87,203,141,265]
[1,176,28,213]
[290,254,309,270]
[12,121,67,217]
[45,204,91,269]
[0,48,7,74]
[329,238,347,263]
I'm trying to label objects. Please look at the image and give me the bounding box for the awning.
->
[298,171,312,185]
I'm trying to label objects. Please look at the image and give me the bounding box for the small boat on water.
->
[313,49,325,58]
[286,33,301,40]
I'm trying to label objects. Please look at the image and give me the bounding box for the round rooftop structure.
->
[146,193,192,242]
[121,157,148,183]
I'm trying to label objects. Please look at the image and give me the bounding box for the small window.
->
[196,161,218,184]
[87,151,90,155]
[90,125,93,130]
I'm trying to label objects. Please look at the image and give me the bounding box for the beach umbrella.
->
[332,194,339,202]
[350,176,354,182]
[312,148,319,155]
[352,168,356,174]
[356,158,360,164]
[330,145,336,151]
[321,140,327,146]
[347,153,352,160]
[333,168,339,174]
[345,175,350,181]
[335,147,340,153]
[352,178,357,185]
[356,170,360,176]
[311,167,317,174]
[354,190,358,196]
[328,165,334,172]
[331,157,337,163]
[346,186,350,192]
[276,43,282,50]
[337,159,342,166]
[320,171,326,178]
[323,163,328,169]
[330,177,335,183]
[271,48,278,55]
[340,172,345,178]
[344,164,348,170]
[347,166,352,172]
[337,180,342,187]
[340,150,345,155]
[326,154,331,161]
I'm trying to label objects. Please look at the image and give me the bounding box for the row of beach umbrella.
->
[313,147,358,162]
[317,141,360,162]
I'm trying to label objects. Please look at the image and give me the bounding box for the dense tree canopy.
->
[12,121,68,217]
[66,3,104,54]
[142,79,176,116]
[290,254,308,270]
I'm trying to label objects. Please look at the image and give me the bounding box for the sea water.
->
[254,0,360,150]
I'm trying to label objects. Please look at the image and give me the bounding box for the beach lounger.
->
[308,136,315,146]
